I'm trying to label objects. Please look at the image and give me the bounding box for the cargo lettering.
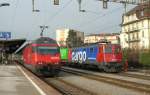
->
[72,51,86,62]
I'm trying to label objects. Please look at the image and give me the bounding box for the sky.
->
[0,0,135,40]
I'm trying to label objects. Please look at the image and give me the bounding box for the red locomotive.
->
[22,37,61,76]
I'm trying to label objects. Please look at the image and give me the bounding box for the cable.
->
[74,6,123,29]
[44,0,73,26]
[85,9,123,32]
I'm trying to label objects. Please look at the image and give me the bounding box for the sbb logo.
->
[72,51,86,62]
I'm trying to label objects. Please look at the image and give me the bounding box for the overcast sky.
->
[0,0,135,40]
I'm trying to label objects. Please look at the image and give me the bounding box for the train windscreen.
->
[114,46,121,54]
[104,45,112,53]
[32,46,59,54]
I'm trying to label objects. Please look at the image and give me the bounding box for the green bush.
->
[123,49,150,67]
[139,52,150,66]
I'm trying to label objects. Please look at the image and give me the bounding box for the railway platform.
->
[0,64,61,95]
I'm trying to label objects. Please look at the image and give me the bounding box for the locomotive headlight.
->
[112,59,117,62]
[55,62,59,64]
[38,62,43,64]
[51,57,58,59]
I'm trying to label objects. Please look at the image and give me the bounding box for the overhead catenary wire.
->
[74,6,124,29]
[46,1,125,37]
[24,0,73,39]
[84,8,124,32]
[25,0,134,40]
[39,0,73,38]
[44,0,73,26]
[36,0,125,34]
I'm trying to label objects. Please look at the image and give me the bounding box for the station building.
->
[0,39,26,63]
[120,2,150,50]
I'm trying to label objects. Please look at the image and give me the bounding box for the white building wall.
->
[121,10,150,50]
[84,34,119,44]
[120,32,128,48]
[56,29,69,46]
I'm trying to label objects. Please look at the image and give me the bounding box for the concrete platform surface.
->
[0,65,61,95]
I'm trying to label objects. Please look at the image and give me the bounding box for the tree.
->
[66,30,84,48]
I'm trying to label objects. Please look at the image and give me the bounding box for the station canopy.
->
[0,39,26,54]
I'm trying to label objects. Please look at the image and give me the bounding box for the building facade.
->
[120,2,150,50]
[56,29,84,47]
[56,29,69,46]
[84,33,120,44]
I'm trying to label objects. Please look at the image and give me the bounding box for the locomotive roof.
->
[33,37,57,44]
[15,37,58,54]
[71,43,120,49]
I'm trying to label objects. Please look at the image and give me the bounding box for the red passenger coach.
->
[23,37,61,76]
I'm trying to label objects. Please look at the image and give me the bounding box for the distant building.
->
[120,2,150,50]
[56,29,84,47]
[84,33,120,44]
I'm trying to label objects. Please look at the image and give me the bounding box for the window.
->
[141,10,144,16]
[134,23,136,30]
[142,21,144,27]
[137,33,139,39]
[99,48,101,53]
[90,48,94,53]
[104,45,112,53]
[144,8,150,15]
[32,46,59,54]
[136,23,138,29]
[114,47,121,54]
[132,24,134,30]
[133,33,135,40]
[83,49,86,51]
[142,31,144,37]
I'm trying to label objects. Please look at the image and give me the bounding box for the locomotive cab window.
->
[114,47,121,54]
[32,46,37,53]
[99,47,101,53]
[104,45,112,53]
[32,46,59,54]
[83,48,86,52]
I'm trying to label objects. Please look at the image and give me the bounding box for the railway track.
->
[16,61,97,95]
[16,61,150,95]
[44,77,97,95]
[61,67,150,94]
[118,72,150,81]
